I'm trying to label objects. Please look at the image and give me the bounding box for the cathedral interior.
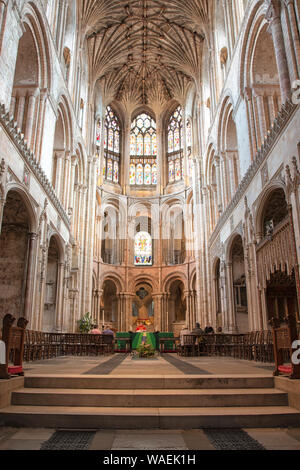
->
[0,0,299,337]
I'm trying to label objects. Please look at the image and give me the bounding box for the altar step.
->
[0,375,300,429]
[10,388,288,408]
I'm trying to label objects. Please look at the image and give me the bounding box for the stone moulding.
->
[0,102,70,229]
[209,99,298,248]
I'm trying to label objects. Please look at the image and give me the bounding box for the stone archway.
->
[168,279,186,335]
[132,282,154,331]
[101,280,118,329]
[0,191,33,321]
[43,237,60,332]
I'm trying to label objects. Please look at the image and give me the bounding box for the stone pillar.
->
[55,151,64,199]
[244,87,258,159]
[25,91,37,150]
[225,262,237,333]
[266,0,291,102]
[153,294,162,331]
[63,152,71,209]
[56,262,65,331]
[215,157,223,214]
[35,91,47,161]
[0,0,8,54]
[124,118,131,193]
[156,116,163,194]
[16,92,26,132]
[24,233,37,321]
[255,92,268,142]
[285,0,300,76]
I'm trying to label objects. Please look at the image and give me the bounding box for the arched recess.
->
[100,279,118,329]
[0,189,37,322]
[167,279,187,334]
[227,234,249,333]
[240,5,281,158]
[51,97,73,208]
[10,4,51,158]
[43,235,64,333]
[132,281,155,330]
[218,97,241,205]
[206,145,220,232]
[101,202,124,266]
[255,187,299,325]
[161,201,186,265]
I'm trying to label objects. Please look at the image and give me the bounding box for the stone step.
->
[24,375,275,390]
[0,405,299,429]
[11,388,288,408]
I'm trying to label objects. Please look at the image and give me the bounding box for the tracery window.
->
[134,231,153,266]
[130,114,157,186]
[167,106,183,183]
[103,106,120,184]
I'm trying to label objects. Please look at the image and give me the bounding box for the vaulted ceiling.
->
[80,0,211,109]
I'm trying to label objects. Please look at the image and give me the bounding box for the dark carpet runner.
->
[83,353,127,375]
[163,353,212,375]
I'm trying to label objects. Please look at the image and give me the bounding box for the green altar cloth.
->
[158,332,175,350]
[132,332,156,350]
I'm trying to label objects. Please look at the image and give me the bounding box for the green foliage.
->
[77,312,94,333]
[136,343,156,358]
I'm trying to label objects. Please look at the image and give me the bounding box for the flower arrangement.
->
[136,343,156,358]
[77,312,95,333]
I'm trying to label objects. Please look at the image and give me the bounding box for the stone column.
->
[215,157,223,214]
[285,0,300,76]
[156,116,163,194]
[225,262,237,333]
[25,90,38,150]
[123,117,131,193]
[153,294,162,331]
[244,87,258,159]
[266,0,291,102]
[35,90,47,161]
[255,92,268,142]
[24,233,37,321]
[56,262,65,331]
[55,151,64,199]
[0,1,8,54]
[63,152,71,209]
[16,91,26,132]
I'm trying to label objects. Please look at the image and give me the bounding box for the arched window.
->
[167,106,183,183]
[103,106,121,183]
[134,232,153,266]
[130,114,157,186]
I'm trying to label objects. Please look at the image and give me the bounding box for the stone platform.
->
[0,354,299,431]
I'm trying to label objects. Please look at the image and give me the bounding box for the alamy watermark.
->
[292,340,300,365]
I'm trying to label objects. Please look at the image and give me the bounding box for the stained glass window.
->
[134,231,152,266]
[130,113,157,186]
[103,106,121,184]
[167,106,183,183]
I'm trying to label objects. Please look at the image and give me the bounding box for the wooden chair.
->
[270,315,300,379]
[0,314,28,379]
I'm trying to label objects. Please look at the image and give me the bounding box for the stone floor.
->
[0,426,300,450]
[0,354,299,450]
[22,354,275,377]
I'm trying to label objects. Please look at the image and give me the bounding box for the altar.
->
[131,332,156,350]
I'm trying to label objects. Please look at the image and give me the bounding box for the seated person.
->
[102,325,115,337]
[192,322,204,335]
[90,324,102,334]
[204,324,215,334]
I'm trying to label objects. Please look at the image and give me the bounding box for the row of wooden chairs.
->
[23,331,114,361]
[177,331,274,362]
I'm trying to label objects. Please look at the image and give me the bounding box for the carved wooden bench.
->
[0,314,28,379]
[270,314,300,380]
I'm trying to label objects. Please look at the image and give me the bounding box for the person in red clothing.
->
[90,324,102,334]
